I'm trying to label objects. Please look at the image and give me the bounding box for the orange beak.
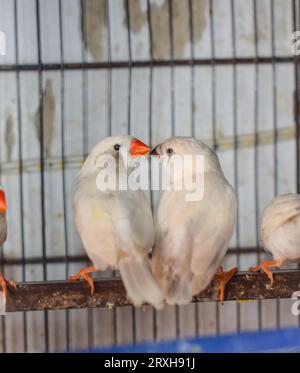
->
[130,139,151,158]
[0,189,7,213]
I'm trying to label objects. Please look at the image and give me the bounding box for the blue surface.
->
[78,327,300,353]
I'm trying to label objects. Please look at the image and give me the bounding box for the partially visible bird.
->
[0,185,16,303]
[151,137,238,305]
[70,136,164,309]
[251,193,300,285]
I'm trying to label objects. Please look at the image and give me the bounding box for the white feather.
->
[75,136,164,309]
[261,193,300,262]
[152,137,237,305]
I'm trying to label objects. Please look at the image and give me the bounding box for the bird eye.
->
[114,144,121,151]
[166,148,174,154]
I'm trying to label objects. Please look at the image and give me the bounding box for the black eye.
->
[114,144,121,151]
[167,148,174,154]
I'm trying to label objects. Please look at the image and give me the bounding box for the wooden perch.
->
[4,270,300,313]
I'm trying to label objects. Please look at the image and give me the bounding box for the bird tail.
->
[165,273,193,306]
[119,256,164,310]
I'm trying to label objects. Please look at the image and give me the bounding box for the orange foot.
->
[250,258,285,287]
[69,266,99,295]
[0,272,17,303]
[213,266,238,305]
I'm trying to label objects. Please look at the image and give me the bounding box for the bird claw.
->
[213,266,238,305]
[249,259,284,287]
[0,273,17,304]
[69,266,97,295]
[69,272,83,281]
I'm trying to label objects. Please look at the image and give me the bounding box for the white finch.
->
[0,185,16,302]
[70,136,164,309]
[151,137,237,305]
[251,193,300,285]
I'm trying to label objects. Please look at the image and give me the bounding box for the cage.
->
[0,0,300,353]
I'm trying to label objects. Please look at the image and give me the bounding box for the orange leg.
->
[213,266,238,305]
[0,273,17,304]
[69,266,99,295]
[250,258,285,287]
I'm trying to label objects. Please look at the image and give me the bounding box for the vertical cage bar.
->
[80,0,94,350]
[168,0,175,136]
[35,0,49,352]
[124,0,136,345]
[168,0,179,339]
[189,0,195,137]
[58,0,70,351]
[252,0,262,331]
[209,0,217,151]
[81,0,89,159]
[146,0,157,342]
[292,0,300,327]
[270,0,280,329]
[209,0,219,336]
[106,0,112,137]
[14,0,28,352]
[230,0,241,333]
[125,0,132,136]
[104,0,117,345]
[293,0,300,198]
[188,0,198,336]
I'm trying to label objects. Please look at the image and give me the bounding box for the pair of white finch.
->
[71,136,237,308]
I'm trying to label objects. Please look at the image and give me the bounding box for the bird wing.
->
[109,190,162,308]
[110,190,155,255]
[75,193,117,269]
[190,187,236,293]
[153,176,236,301]
[75,188,154,269]
[261,194,300,243]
